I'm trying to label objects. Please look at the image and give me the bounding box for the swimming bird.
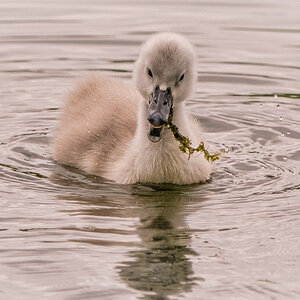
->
[53,33,212,184]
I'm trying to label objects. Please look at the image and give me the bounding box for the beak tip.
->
[147,114,167,127]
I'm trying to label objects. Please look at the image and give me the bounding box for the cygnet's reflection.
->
[118,184,200,299]
[51,168,203,299]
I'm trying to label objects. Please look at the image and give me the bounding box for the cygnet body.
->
[53,33,212,184]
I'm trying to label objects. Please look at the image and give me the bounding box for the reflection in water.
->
[52,170,202,299]
[119,186,200,300]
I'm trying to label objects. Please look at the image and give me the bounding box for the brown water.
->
[1,1,300,299]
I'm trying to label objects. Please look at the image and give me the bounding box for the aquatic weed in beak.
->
[166,110,225,162]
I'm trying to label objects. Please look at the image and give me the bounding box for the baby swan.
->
[53,33,212,184]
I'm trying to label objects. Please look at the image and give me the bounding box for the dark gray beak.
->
[147,86,173,142]
[147,86,173,127]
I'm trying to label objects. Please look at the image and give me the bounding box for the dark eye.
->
[178,73,185,83]
[147,68,153,78]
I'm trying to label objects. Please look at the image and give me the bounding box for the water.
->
[1,0,300,299]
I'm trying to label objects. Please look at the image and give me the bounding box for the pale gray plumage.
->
[52,33,212,184]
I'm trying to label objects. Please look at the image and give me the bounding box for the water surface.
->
[0,0,300,299]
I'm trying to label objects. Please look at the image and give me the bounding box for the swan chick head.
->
[134,32,197,104]
[133,32,197,142]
